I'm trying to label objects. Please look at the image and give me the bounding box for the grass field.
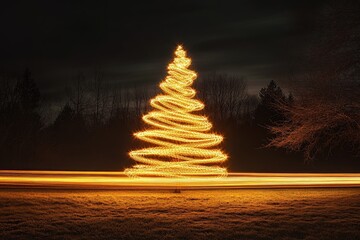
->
[1,188,360,239]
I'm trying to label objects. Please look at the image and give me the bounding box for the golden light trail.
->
[1,171,360,190]
[125,45,227,178]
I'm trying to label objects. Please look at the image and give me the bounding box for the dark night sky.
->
[0,0,328,102]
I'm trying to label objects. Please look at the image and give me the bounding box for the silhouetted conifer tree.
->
[254,80,287,126]
[0,69,42,168]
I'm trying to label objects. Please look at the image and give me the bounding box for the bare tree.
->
[67,73,87,115]
[268,97,360,160]
[196,73,248,122]
[109,87,132,121]
[268,1,360,160]
[132,85,149,117]
[242,95,259,121]
[89,70,110,125]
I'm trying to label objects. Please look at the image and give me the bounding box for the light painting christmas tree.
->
[125,46,228,178]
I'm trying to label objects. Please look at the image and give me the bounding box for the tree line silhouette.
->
[0,69,291,171]
[1,68,359,172]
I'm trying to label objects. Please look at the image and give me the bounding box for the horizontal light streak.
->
[1,170,360,189]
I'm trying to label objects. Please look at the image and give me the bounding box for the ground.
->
[1,188,360,240]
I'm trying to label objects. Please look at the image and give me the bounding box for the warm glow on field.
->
[125,46,227,178]
[1,171,360,189]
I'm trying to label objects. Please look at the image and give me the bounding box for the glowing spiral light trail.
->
[125,46,228,178]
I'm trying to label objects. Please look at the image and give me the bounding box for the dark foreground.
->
[1,188,360,240]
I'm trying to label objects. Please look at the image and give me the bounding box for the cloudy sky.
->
[0,0,328,101]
